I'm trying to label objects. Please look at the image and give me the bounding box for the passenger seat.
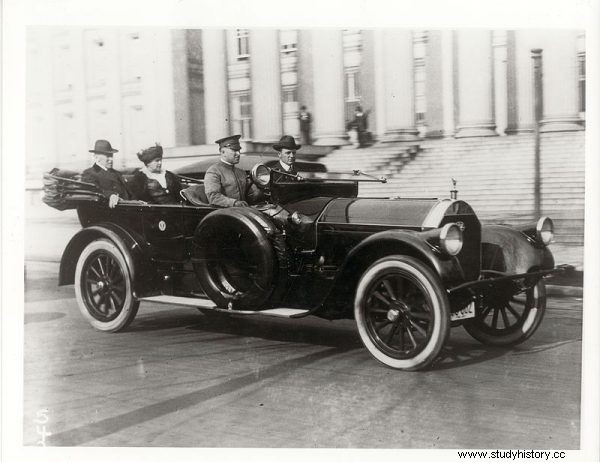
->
[180,184,209,206]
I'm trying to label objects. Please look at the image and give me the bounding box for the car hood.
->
[318,197,477,229]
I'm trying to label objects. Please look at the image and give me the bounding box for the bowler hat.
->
[273,135,301,152]
[89,139,118,155]
[137,144,163,164]
[215,134,242,151]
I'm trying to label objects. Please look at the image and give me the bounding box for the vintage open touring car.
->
[43,157,572,371]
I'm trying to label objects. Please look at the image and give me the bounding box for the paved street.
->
[23,260,583,449]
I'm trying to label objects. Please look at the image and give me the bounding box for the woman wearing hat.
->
[129,144,182,204]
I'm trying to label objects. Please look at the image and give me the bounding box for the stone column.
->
[506,30,535,133]
[493,31,508,136]
[424,30,456,138]
[539,30,584,132]
[202,29,230,143]
[373,30,387,138]
[441,30,456,138]
[310,29,349,146]
[455,30,497,138]
[250,29,282,143]
[359,30,378,135]
[381,30,419,142]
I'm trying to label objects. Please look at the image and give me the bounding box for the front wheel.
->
[463,279,546,346]
[354,256,450,371]
[74,239,139,332]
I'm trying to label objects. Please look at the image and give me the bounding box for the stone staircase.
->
[322,132,585,247]
[322,144,413,176]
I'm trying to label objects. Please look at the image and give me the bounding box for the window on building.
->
[578,52,586,115]
[231,92,252,139]
[413,31,428,132]
[414,60,426,124]
[344,68,361,122]
[576,33,585,117]
[282,86,297,103]
[343,29,362,53]
[236,29,250,60]
[280,30,298,56]
[342,30,363,128]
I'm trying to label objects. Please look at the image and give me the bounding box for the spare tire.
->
[193,208,288,310]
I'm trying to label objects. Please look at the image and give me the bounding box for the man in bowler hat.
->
[81,139,131,208]
[271,135,301,182]
[204,135,262,208]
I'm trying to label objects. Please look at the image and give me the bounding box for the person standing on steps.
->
[298,105,312,145]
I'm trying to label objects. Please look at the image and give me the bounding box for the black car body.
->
[44,159,572,370]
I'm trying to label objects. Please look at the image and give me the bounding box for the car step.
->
[139,295,311,318]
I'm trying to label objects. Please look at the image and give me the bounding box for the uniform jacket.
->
[204,161,262,208]
[81,164,131,200]
[128,170,182,204]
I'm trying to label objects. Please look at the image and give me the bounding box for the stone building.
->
[26,29,586,252]
[26,28,585,167]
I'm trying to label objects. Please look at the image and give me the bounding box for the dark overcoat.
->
[81,164,131,199]
[128,170,182,204]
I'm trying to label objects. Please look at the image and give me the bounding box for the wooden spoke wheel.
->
[464,279,546,346]
[74,239,139,332]
[354,256,450,371]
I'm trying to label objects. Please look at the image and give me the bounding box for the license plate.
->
[450,302,476,321]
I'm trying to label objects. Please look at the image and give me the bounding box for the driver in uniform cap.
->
[204,135,262,208]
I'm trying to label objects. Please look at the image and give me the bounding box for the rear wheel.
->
[354,256,450,371]
[74,239,139,332]
[464,279,546,346]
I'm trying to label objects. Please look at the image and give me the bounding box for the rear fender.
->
[59,223,155,297]
[481,224,554,274]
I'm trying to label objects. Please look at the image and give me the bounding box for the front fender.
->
[481,224,554,274]
[320,229,459,318]
[59,223,155,297]
[344,230,445,277]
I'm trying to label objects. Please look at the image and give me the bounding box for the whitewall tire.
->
[74,239,139,332]
[354,256,450,371]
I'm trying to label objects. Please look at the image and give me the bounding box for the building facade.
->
[26,28,585,179]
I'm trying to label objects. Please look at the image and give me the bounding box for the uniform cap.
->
[215,134,242,151]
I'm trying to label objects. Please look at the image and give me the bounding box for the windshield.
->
[295,170,387,183]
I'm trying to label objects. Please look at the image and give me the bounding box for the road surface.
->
[23,260,582,448]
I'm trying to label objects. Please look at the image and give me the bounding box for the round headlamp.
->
[535,217,554,246]
[440,223,463,256]
[290,211,303,225]
[251,164,271,189]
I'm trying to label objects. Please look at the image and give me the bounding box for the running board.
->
[139,295,310,318]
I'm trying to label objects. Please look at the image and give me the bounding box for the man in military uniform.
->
[81,139,131,208]
[271,135,301,182]
[204,135,262,208]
